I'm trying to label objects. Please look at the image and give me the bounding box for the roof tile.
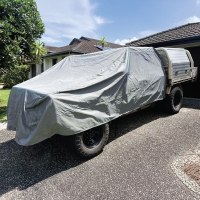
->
[128,22,200,46]
[44,36,122,57]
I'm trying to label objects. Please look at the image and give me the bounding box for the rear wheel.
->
[164,86,183,114]
[73,123,109,158]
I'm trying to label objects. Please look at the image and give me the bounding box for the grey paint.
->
[156,48,192,82]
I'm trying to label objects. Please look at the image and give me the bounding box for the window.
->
[41,62,44,72]
[52,58,58,65]
[31,64,36,77]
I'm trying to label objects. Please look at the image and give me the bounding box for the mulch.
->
[184,162,200,185]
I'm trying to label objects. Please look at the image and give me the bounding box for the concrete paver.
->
[0,98,200,199]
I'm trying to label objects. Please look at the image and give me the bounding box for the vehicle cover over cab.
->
[7,47,166,146]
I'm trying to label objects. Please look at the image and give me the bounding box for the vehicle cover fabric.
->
[7,47,166,146]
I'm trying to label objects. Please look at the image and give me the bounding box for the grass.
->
[0,89,11,122]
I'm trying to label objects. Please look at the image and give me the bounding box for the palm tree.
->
[98,36,108,50]
[33,41,47,64]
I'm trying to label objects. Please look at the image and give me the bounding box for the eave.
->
[42,50,84,58]
[133,35,200,48]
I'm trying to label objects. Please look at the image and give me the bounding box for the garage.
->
[128,22,200,98]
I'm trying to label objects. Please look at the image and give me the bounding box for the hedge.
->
[2,65,29,88]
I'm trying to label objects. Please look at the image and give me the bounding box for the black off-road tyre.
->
[164,86,183,114]
[73,123,109,158]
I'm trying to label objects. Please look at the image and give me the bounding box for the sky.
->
[35,0,200,47]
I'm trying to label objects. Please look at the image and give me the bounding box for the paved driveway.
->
[0,98,200,200]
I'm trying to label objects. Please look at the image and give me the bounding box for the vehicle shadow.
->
[108,97,200,141]
[0,98,198,195]
[0,134,86,196]
[182,97,200,110]
[108,105,168,142]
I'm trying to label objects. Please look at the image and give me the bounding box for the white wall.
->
[28,54,69,79]
[43,55,68,71]
[36,64,42,75]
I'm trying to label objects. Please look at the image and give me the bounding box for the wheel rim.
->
[82,126,103,149]
[173,90,182,108]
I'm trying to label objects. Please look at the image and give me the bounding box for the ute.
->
[7,47,197,158]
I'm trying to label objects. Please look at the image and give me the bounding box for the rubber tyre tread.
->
[164,86,183,114]
[73,123,109,158]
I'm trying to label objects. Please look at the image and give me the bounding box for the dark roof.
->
[47,44,78,54]
[43,36,122,58]
[79,36,122,49]
[45,46,59,53]
[128,22,200,47]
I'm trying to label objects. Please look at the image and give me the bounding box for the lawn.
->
[0,89,11,122]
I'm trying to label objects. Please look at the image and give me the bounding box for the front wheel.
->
[73,123,109,158]
[164,86,183,114]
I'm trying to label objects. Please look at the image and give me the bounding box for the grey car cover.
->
[7,47,166,146]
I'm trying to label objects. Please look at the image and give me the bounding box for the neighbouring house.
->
[28,36,122,78]
[127,22,200,98]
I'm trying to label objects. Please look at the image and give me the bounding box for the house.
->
[127,22,200,98]
[28,36,122,78]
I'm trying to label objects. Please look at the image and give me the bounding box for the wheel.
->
[73,123,109,158]
[164,86,183,114]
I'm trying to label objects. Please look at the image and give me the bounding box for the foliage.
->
[0,75,3,83]
[0,89,10,122]
[32,40,47,64]
[0,0,45,69]
[2,65,29,88]
[98,36,108,49]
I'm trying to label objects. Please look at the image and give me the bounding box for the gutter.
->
[42,50,85,58]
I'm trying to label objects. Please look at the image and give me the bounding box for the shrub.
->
[2,65,29,88]
[0,75,3,83]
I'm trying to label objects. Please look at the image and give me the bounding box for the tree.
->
[32,41,47,64]
[0,0,45,69]
[98,36,108,50]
